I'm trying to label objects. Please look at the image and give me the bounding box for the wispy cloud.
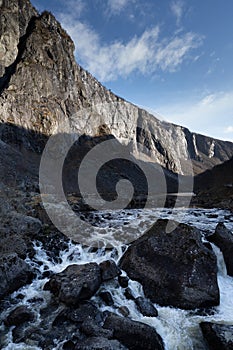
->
[107,0,133,15]
[155,33,202,72]
[156,91,233,141]
[170,0,184,26]
[59,10,203,82]
[59,0,85,18]
[225,126,233,133]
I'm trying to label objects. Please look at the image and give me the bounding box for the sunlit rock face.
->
[1,0,233,175]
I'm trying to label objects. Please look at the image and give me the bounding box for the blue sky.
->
[31,0,233,142]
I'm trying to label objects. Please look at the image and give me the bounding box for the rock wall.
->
[0,0,233,175]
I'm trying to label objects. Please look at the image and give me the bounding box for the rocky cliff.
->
[0,0,233,177]
[193,157,233,211]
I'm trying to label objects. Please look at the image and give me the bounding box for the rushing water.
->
[0,208,233,350]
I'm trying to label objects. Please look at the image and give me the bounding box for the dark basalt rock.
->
[0,253,34,299]
[118,275,129,288]
[99,259,121,281]
[103,313,164,350]
[207,223,233,276]
[200,322,233,349]
[119,219,220,310]
[135,297,158,317]
[75,336,127,350]
[4,305,35,326]
[99,291,114,306]
[63,340,76,350]
[44,263,101,306]
[52,301,103,328]
[117,306,130,317]
[80,319,113,339]
[124,287,135,300]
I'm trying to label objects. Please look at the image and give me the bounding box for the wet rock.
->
[52,301,103,329]
[118,275,129,288]
[99,291,114,306]
[5,305,35,326]
[75,336,127,350]
[0,253,34,299]
[80,319,113,338]
[135,297,158,317]
[12,324,42,344]
[124,287,135,300]
[99,260,121,281]
[44,263,101,306]
[200,322,233,349]
[37,229,70,263]
[119,219,220,310]
[63,340,76,350]
[207,223,233,276]
[103,313,164,350]
[118,306,130,317]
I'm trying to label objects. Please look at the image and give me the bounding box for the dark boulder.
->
[75,336,127,350]
[52,301,103,329]
[99,291,114,306]
[200,322,233,349]
[103,313,164,350]
[117,306,130,317]
[119,219,220,310]
[99,260,121,281]
[135,297,158,317]
[207,223,233,276]
[4,305,35,326]
[124,287,135,300]
[44,263,101,306]
[63,340,76,350]
[0,253,34,299]
[118,275,129,288]
[80,319,113,338]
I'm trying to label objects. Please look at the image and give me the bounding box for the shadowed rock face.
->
[207,223,233,276]
[200,322,233,350]
[119,219,220,310]
[0,0,233,177]
[193,157,233,211]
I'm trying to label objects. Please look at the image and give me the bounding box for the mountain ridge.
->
[0,0,233,177]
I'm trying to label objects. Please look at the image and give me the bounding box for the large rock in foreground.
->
[103,313,164,350]
[119,219,219,310]
[200,322,233,349]
[44,263,101,306]
[207,223,233,276]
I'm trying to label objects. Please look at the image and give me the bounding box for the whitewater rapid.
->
[0,208,233,350]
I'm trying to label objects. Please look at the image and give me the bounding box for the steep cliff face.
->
[0,0,233,175]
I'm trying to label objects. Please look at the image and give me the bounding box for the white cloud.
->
[225,126,233,133]
[59,11,203,82]
[60,0,85,18]
[200,94,216,106]
[170,0,184,26]
[107,0,131,15]
[154,33,202,72]
[156,91,233,141]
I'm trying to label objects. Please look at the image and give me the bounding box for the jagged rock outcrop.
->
[0,0,233,177]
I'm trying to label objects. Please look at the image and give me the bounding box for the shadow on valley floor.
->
[0,121,194,210]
